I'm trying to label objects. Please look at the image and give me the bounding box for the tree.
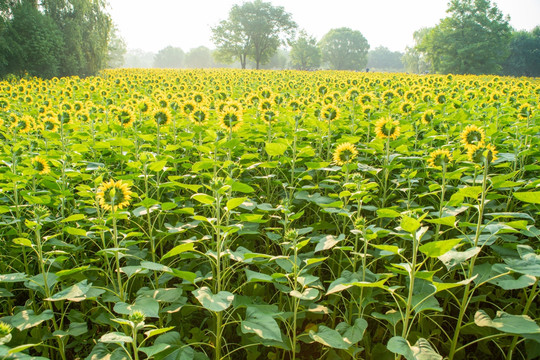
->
[417,0,511,74]
[153,46,184,68]
[402,28,432,73]
[107,25,126,68]
[260,48,289,69]
[319,27,370,71]
[185,46,214,68]
[0,1,63,78]
[124,49,155,68]
[503,27,540,77]
[212,0,297,69]
[289,30,321,70]
[367,46,404,71]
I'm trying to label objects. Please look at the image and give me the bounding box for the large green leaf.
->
[309,326,350,349]
[114,297,160,318]
[10,310,54,331]
[193,286,234,312]
[387,336,442,360]
[241,306,282,342]
[475,310,540,335]
[46,280,92,302]
[419,239,462,258]
[513,191,540,204]
[265,142,287,156]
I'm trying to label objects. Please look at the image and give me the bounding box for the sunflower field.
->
[0,69,539,360]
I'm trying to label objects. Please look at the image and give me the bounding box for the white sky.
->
[107,0,540,53]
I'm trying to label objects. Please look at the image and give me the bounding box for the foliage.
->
[417,0,511,75]
[367,46,404,72]
[153,46,185,68]
[0,68,538,360]
[319,27,370,70]
[212,0,297,69]
[107,26,127,69]
[289,30,321,70]
[185,46,214,69]
[503,27,540,77]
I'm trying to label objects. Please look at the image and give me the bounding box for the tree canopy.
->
[289,30,321,70]
[153,46,185,68]
[318,27,370,71]
[367,46,404,71]
[503,27,540,77]
[417,0,511,75]
[211,0,296,69]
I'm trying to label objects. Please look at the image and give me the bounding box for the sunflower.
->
[421,110,435,125]
[460,124,485,150]
[32,156,51,175]
[345,88,360,101]
[153,108,171,126]
[40,113,60,132]
[219,108,243,132]
[182,100,197,115]
[258,98,273,112]
[189,107,209,125]
[358,93,374,105]
[192,92,207,104]
[0,98,10,111]
[262,109,279,124]
[374,117,401,140]
[382,89,396,103]
[11,115,35,133]
[467,143,498,165]
[518,103,532,119]
[321,104,340,122]
[427,149,452,169]
[96,179,133,212]
[138,99,152,113]
[360,105,374,117]
[114,108,135,127]
[436,93,446,104]
[400,101,415,115]
[333,143,358,166]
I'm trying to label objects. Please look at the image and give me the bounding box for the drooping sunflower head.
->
[382,89,396,103]
[518,103,532,119]
[358,92,374,105]
[321,104,340,122]
[421,110,436,125]
[115,108,135,127]
[360,105,374,118]
[40,112,60,132]
[0,98,10,111]
[467,143,498,166]
[258,98,273,112]
[460,124,485,149]
[436,93,446,104]
[11,115,35,134]
[374,117,401,140]
[262,109,279,124]
[153,108,171,126]
[32,156,51,175]
[345,87,359,101]
[189,107,209,124]
[192,92,207,104]
[219,109,243,132]
[138,99,152,113]
[400,101,415,114]
[333,142,358,166]
[182,100,197,115]
[96,179,133,212]
[427,149,452,169]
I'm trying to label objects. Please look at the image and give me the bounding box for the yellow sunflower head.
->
[32,156,51,175]
[189,107,209,124]
[219,108,243,132]
[518,103,532,119]
[11,115,35,134]
[400,101,415,114]
[258,98,273,112]
[96,179,133,212]
[427,149,452,169]
[182,100,197,115]
[321,104,340,122]
[333,143,358,166]
[153,108,171,126]
[115,108,135,127]
[262,109,279,124]
[421,110,435,125]
[467,143,498,165]
[460,124,485,150]
[358,93,374,105]
[374,117,401,140]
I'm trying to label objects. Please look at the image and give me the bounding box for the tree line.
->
[0,0,538,78]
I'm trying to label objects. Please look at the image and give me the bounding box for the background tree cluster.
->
[0,0,113,78]
[406,0,539,76]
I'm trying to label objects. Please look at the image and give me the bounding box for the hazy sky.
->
[107,0,540,53]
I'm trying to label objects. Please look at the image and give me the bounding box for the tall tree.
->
[503,27,540,77]
[367,46,404,71]
[185,46,214,68]
[417,0,511,74]
[402,28,431,73]
[153,46,184,68]
[107,25,126,68]
[318,27,370,71]
[289,30,321,70]
[212,0,297,69]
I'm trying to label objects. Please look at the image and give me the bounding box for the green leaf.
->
[387,336,442,360]
[226,197,247,211]
[114,297,160,318]
[245,269,274,283]
[265,142,287,156]
[193,286,234,312]
[309,326,350,349]
[401,216,421,233]
[377,208,401,218]
[148,160,167,172]
[99,332,133,344]
[230,181,255,193]
[290,288,319,300]
[46,280,92,302]
[475,310,540,335]
[241,306,282,342]
[426,216,456,227]
[438,247,481,270]
[419,239,462,258]
[64,226,87,236]
[13,238,32,247]
[144,327,175,340]
[191,193,215,205]
[315,234,343,252]
[161,243,195,261]
[61,214,86,223]
[514,191,540,204]
[0,273,27,283]
[11,310,54,331]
